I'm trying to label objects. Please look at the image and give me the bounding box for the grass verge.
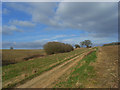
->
[54,51,97,88]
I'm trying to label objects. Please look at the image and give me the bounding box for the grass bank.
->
[2,48,88,88]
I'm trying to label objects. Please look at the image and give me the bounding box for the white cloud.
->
[7,3,57,24]
[4,2,118,43]
[2,25,22,35]
[51,35,67,39]
[7,2,118,38]
[9,20,35,27]
[24,2,117,38]
[54,2,118,35]
[42,34,77,40]
[61,38,75,43]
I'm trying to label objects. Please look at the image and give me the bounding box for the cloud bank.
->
[2,2,118,48]
[5,2,118,37]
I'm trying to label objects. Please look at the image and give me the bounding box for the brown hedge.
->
[43,42,74,55]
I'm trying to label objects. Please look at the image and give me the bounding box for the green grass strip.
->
[54,51,97,88]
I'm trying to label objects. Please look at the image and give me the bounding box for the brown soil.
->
[16,50,94,88]
[86,45,119,88]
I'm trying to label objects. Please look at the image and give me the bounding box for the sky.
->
[2,2,118,49]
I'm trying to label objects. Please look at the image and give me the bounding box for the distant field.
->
[2,48,88,88]
[2,49,46,66]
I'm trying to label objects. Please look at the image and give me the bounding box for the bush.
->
[10,46,13,50]
[64,44,74,52]
[75,44,80,48]
[44,42,74,55]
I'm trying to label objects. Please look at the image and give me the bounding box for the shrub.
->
[64,44,74,52]
[43,42,74,55]
[75,44,80,48]
[10,46,13,50]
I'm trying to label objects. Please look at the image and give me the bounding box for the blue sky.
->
[2,2,118,49]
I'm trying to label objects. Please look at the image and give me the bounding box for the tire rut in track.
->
[16,50,94,88]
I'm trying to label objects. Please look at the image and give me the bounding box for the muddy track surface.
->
[16,50,94,88]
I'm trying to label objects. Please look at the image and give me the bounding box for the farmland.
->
[53,45,119,88]
[2,2,118,89]
[2,48,88,88]
[2,49,45,66]
[54,51,97,88]
[2,45,119,88]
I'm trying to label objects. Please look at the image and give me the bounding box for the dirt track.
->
[16,50,94,88]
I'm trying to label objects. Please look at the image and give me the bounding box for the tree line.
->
[44,40,92,55]
[9,40,93,55]
[75,40,92,48]
[103,42,120,46]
